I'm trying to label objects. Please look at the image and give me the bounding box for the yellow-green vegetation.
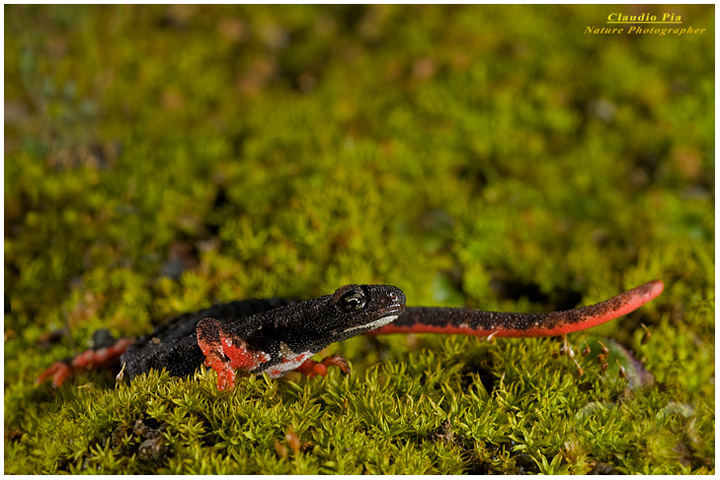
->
[5,5,714,474]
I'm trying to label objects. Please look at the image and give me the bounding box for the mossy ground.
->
[4,5,714,474]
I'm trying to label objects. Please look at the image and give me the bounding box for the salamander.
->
[37,280,663,390]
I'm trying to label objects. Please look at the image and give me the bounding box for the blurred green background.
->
[4,5,714,474]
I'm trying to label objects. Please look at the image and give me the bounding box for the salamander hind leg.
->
[37,360,72,388]
[37,337,135,388]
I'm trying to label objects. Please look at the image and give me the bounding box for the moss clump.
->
[5,4,714,474]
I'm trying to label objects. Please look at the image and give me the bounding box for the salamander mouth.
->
[378,303,406,320]
[341,304,405,335]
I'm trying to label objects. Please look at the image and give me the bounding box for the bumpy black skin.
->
[122,285,405,380]
[121,298,298,380]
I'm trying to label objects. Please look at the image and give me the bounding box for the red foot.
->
[201,350,237,391]
[37,361,72,388]
[294,354,350,378]
[196,317,275,390]
[37,337,135,388]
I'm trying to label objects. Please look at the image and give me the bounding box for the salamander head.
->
[237,284,407,370]
[229,284,407,381]
[322,284,406,342]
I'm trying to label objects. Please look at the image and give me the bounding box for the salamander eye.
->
[340,290,366,312]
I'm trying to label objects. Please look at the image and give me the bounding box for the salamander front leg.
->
[196,317,272,390]
[294,354,350,378]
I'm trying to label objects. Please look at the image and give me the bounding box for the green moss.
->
[5,4,714,474]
